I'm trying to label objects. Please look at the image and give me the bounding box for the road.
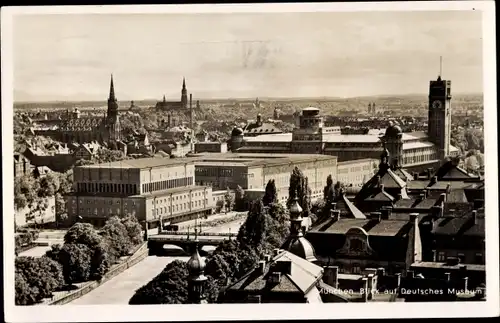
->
[68,255,189,305]
[67,219,245,305]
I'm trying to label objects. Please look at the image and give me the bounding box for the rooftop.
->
[193,153,337,168]
[411,261,486,272]
[77,157,194,169]
[309,218,409,237]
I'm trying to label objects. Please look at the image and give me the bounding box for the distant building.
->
[194,142,228,154]
[231,75,460,171]
[242,113,282,137]
[155,78,188,111]
[58,75,122,145]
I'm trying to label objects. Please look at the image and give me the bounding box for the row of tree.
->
[128,167,314,304]
[15,214,143,305]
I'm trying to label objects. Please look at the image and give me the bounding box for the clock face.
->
[432,100,443,109]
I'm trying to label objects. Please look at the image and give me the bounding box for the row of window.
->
[152,199,209,217]
[142,177,193,193]
[76,182,138,195]
[436,251,484,264]
[195,167,234,177]
[403,150,437,165]
[72,198,136,206]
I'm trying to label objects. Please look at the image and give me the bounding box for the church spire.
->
[109,74,116,101]
[183,77,186,89]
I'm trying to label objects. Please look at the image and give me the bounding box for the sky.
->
[13,10,483,101]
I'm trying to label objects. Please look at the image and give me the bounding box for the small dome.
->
[385,121,402,137]
[231,127,244,136]
[289,198,303,216]
[288,237,317,262]
[187,247,206,276]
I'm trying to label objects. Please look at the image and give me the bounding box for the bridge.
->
[147,231,234,256]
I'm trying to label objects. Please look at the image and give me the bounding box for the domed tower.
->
[281,195,318,263]
[382,121,403,169]
[186,234,208,304]
[230,127,244,152]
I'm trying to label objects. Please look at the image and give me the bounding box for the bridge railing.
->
[158,231,234,237]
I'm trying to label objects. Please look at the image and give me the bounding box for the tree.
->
[15,256,65,305]
[64,223,112,280]
[237,200,267,250]
[121,214,143,246]
[262,179,278,206]
[223,188,233,213]
[129,260,189,305]
[57,244,93,284]
[234,185,247,211]
[323,175,335,205]
[287,167,312,216]
[37,173,60,198]
[101,216,133,260]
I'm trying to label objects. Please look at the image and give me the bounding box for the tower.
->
[107,74,118,120]
[189,93,194,152]
[280,194,317,262]
[382,121,403,168]
[186,227,208,304]
[181,78,188,109]
[106,74,121,142]
[428,59,452,160]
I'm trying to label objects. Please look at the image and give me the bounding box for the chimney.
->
[265,254,272,262]
[379,184,385,192]
[445,272,451,281]
[473,199,484,210]
[375,175,381,186]
[446,257,460,266]
[268,272,282,284]
[430,205,443,219]
[418,193,426,202]
[445,183,451,194]
[323,266,339,288]
[430,176,438,185]
[376,267,385,277]
[463,277,469,291]
[361,278,369,302]
[395,273,401,289]
[370,212,382,222]
[427,168,433,179]
[331,209,341,221]
[367,274,375,300]
[472,210,478,225]
[258,260,266,274]
[412,172,419,180]
[407,270,415,278]
[409,213,419,222]
[381,207,392,220]
[272,248,281,257]
[439,192,447,203]
[167,114,171,127]
[331,202,337,210]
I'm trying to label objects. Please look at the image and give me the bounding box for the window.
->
[457,253,466,263]
[352,264,361,274]
[475,253,484,264]
[437,251,446,262]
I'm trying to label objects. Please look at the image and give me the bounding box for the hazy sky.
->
[13,10,483,101]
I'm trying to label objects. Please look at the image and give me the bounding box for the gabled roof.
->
[365,189,395,202]
[226,250,323,295]
[393,168,414,181]
[336,194,367,219]
[435,160,480,181]
[380,169,407,189]
[432,215,485,237]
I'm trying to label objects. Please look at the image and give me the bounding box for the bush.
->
[57,244,93,284]
[121,214,143,246]
[100,216,133,260]
[15,256,64,305]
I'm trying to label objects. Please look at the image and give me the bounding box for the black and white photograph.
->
[2,2,498,321]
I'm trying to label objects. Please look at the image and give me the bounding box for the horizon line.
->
[13,91,484,104]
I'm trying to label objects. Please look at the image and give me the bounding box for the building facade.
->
[193,153,338,203]
[231,75,459,171]
[66,158,213,227]
[155,78,188,111]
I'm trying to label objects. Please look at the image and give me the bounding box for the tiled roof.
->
[227,250,323,295]
[380,169,407,189]
[435,160,480,181]
[77,157,194,169]
[432,215,485,237]
[365,189,395,202]
[310,218,408,237]
[406,180,431,190]
[335,194,367,218]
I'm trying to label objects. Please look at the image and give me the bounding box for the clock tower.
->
[428,75,452,161]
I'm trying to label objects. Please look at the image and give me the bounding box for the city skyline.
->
[13,10,483,102]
